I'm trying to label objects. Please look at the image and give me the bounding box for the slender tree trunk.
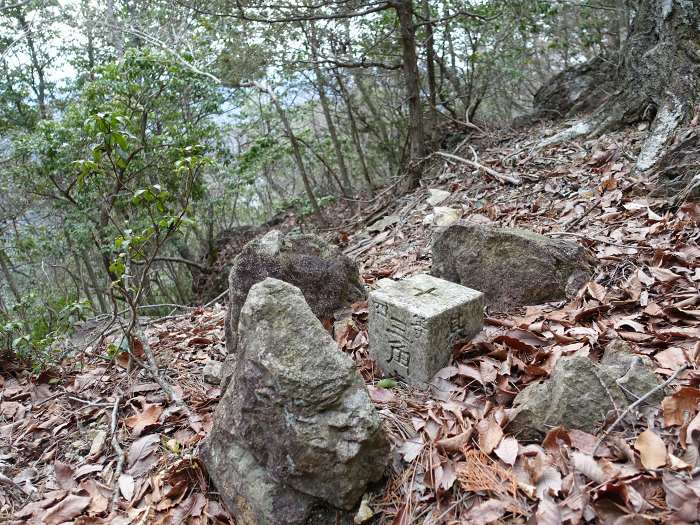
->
[334,70,375,190]
[353,72,398,166]
[81,249,108,313]
[0,250,22,304]
[262,85,322,218]
[15,12,47,119]
[422,0,438,143]
[393,0,426,189]
[307,23,353,196]
[72,252,97,312]
[106,0,124,57]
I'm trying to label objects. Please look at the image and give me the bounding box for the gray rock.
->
[201,278,388,522]
[200,437,317,525]
[368,274,483,383]
[200,438,354,525]
[222,230,365,387]
[431,221,597,310]
[507,340,661,441]
[202,360,222,385]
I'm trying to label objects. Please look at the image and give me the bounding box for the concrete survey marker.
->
[369,274,484,383]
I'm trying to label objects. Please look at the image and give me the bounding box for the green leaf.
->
[377,378,397,389]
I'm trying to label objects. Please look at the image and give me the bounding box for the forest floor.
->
[2,120,700,524]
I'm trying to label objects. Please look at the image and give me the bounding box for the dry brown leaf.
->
[87,430,107,460]
[436,428,473,453]
[54,461,75,490]
[42,494,91,525]
[571,452,605,483]
[662,387,700,427]
[634,429,667,469]
[477,418,503,455]
[125,403,163,437]
[126,433,160,477]
[398,437,423,463]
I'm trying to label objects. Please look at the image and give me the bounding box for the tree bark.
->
[81,249,109,313]
[534,0,700,191]
[0,250,22,304]
[306,23,353,196]
[263,85,322,218]
[422,0,438,143]
[334,70,375,190]
[393,0,426,189]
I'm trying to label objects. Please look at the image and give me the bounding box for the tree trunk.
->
[81,249,109,313]
[422,0,438,144]
[0,250,22,304]
[263,85,323,218]
[306,23,353,196]
[334,70,375,190]
[534,0,700,194]
[393,0,426,189]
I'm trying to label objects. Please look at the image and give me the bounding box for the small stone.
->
[427,189,451,206]
[202,360,222,385]
[368,274,484,383]
[507,340,661,441]
[432,221,597,310]
[432,207,461,227]
[353,496,374,524]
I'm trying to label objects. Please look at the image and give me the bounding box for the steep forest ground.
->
[2,120,699,524]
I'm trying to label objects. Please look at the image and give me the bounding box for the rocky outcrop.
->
[201,278,388,524]
[431,222,597,310]
[507,340,661,441]
[222,230,365,387]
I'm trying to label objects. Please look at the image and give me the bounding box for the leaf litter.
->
[1,123,699,524]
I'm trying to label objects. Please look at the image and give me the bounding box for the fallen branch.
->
[593,364,689,455]
[436,151,522,185]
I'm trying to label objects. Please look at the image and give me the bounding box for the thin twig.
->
[109,395,125,512]
[593,364,690,455]
[203,289,228,308]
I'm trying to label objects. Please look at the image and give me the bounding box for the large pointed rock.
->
[432,221,597,310]
[202,278,388,524]
[222,230,365,387]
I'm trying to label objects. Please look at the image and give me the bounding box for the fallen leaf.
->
[126,433,160,477]
[87,430,107,460]
[571,452,605,483]
[465,498,505,525]
[436,428,473,453]
[635,429,667,469]
[494,436,519,466]
[42,494,91,525]
[118,473,135,501]
[398,437,423,463]
[662,387,700,427]
[477,418,503,455]
[53,461,75,490]
[124,403,163,437]
[536,494,562,525]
